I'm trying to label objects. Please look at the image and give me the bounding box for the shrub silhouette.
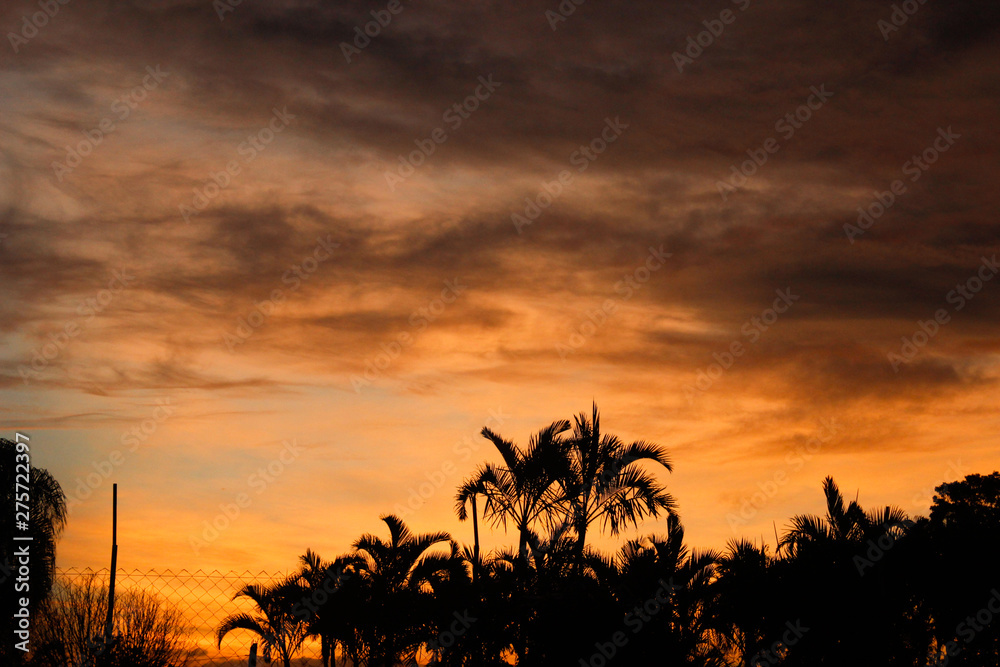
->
[30,572,191,667]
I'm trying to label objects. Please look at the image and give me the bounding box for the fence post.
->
[104,484,118,645]
[249,641,258,666]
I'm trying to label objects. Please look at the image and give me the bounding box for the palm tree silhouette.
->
[217,576,310,667]
[611,515,724,665]
[351,514,458,666]
[777,476,912,665]
[562,404,676,570]
[713,539,777,665]
[456,420,571,560]
[781,476,908,557]
[1,437,67,665]
[296,549,358,667]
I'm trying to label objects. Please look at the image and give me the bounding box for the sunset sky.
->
[1,0,998,574]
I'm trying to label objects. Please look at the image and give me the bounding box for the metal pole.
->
[104,484,118,645]
[471,494,480,564]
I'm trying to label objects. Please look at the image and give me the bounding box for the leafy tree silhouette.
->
[1,437,66,666]
[217,576,310,667]
[909,473,1000,665]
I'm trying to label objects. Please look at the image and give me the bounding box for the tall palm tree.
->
[456,420,571,560]
[217,576,310,667]
[297,550,359,667]
[351,514,457,666]
[562,404,676,568]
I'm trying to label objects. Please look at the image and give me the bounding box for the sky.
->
[1,0,998,574]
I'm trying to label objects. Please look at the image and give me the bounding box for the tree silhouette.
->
[913,473,1000,665]
[1,437,67,665]
[780,476,909,557]
[777,476,916,666]
[350,514,458,666]
[32,572,191,667]
[456,420,571,560]
[217,410,1000,667]
[217,576,310,667]
[610,515,725,665]
[562,404,676,570]
[712,539,778,664]
[296,549,359,667]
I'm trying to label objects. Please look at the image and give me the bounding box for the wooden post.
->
[249,641,258,666]
[104,484,118,645]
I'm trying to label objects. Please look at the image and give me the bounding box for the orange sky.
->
[1,0,998,573]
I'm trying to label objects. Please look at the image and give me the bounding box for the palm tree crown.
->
[216,576,310,667]
[562,404,676,566]
[456,420,571,559]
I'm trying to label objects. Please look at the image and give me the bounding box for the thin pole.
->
[471,494,480,562]
[471,494,480,583]
[104,484,118,645]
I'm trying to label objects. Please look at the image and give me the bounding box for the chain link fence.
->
[55,567,322,666]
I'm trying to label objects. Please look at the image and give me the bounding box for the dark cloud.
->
[1,0,997,406]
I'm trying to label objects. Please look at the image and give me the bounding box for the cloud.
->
[1,0,998,570]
